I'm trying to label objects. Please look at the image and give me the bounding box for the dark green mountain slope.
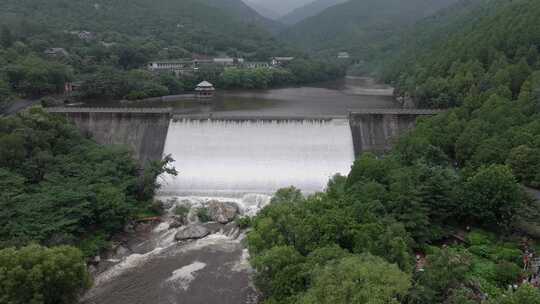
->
[280,0,459,57]
[383,0,540,108]
[201,0,284,33]
[279,0,347,25]
[0,0,283,57]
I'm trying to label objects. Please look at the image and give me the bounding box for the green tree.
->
[297,254,411,304]
[490,284,540,304]
[251,246,308,302]
[411,248,472,304]
[462,165,521,228]
[0,244,91,304]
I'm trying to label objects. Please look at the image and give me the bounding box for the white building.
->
[337,52,350,59]
[271,57,295,66]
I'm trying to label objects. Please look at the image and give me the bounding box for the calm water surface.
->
[86,76,396,116]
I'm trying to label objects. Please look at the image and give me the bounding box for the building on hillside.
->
[213,58,245,66]
[68,31,96,41]
[271,57,295,66]
[242,61,271,69]
[44,48,69,58]
[195,81,215,98]
[148,60,195,76]
[337,52,350,59]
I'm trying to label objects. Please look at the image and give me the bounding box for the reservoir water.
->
[82,77,396,304]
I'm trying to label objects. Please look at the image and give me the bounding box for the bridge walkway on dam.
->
[45,107,446,119]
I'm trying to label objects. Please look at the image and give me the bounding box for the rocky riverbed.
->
[82,195,270,304]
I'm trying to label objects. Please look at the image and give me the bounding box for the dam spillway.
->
[159,118,355,196]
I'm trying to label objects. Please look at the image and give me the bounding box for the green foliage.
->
[235,216,252,229]
[296,254,411,304]
[462,165,521,228]
[489,284,540,304]
[197,207,212,223]
[174,205,190,218]
[0,108,165,254]
[280,0,459,59]
[0,244,91,304]
[251,246,308,301]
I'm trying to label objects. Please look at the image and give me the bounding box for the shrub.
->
[174,205,190,218]
[236,216,252,229]
[197,207,212,223]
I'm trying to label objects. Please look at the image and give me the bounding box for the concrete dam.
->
[48,107,441,194]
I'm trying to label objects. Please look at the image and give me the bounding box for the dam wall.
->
[349,109,442,156]
[59,111,171,164]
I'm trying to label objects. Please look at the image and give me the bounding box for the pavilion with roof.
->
[195,81,215,98]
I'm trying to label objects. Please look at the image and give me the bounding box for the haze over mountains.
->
[244,0,316,17]
[279,0,348,25]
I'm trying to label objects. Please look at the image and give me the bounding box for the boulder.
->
[115,245,130,257]
[207,201,239,224]
[174,224,210,241]
[169,215,186,229]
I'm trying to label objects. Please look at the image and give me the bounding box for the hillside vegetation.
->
[0,0,283,58]
[246,1,540,303]
[280,0,459,57]
[382,0,539,108]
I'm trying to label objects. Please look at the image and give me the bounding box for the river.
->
[81,76,396,304]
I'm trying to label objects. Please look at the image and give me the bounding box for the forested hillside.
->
[201,0,284,33]
[279,0,459,57]
[382,0,540,108]
[0,0,282,58]
[279,0,347,25]
[376,0,540,186]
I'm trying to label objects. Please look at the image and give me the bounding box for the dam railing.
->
[45,107,446,117]
[349,109,446,115]
[46,107,173,114]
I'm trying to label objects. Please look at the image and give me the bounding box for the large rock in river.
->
[174,224,210,241]
[207,201,239,224]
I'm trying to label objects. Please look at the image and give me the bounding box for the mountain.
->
[246,0,315,17]
[201,0,284,32]
[0,0,285,58]
[280,0,460,57]
[243,0,282,20]
[279,0,348,25]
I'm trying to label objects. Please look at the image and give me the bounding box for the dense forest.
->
[0,108,177,302]
[279,0,459,58]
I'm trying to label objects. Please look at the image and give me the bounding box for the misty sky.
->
[246,0,316,16]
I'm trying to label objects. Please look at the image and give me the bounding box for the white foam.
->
[232,249,251,272]
[166,261,207,290]
[160,119,354,196]
[92,247,166,286]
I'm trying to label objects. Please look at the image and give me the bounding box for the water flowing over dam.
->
[160,118,356,196]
